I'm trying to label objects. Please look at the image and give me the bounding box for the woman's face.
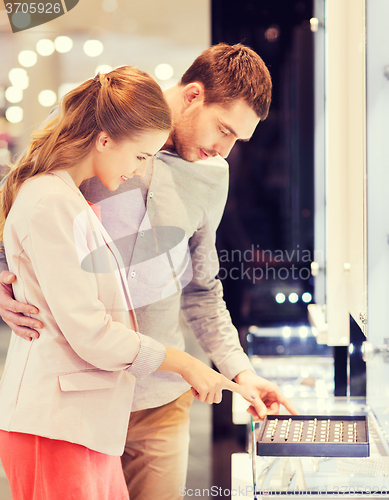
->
[93,129,169,191]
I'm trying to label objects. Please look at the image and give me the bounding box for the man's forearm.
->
[181,280,255,380]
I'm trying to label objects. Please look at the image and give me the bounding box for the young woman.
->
[0,67,250,500]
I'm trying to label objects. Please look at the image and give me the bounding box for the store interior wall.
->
[0,0,210,156]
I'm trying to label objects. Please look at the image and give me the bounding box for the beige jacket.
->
[0,170,165,456]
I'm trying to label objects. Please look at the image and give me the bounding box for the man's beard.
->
[169,128,197,163]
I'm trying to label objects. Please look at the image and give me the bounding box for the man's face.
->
[171,97,260,162]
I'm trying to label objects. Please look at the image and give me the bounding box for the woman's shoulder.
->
[10,171,87,224]
[18,171,83,205]
[4,171,88,243]
[21,170,75,192]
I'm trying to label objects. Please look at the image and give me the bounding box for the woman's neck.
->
[63,153,94,187]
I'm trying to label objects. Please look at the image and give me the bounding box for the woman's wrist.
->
[157,346,193,377]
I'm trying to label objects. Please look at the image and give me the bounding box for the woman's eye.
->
[137,156,146,161]
[220,128,229,136]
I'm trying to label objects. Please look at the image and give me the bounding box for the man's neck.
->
[162,85,181,152]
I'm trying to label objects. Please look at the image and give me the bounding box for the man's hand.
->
[0,270,42,340]
[234,369,298,421]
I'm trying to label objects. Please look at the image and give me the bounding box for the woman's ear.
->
[95,131,110,152]
[181,83,204,109]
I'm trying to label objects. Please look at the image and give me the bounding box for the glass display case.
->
[232,398,389,498]
[365,0,389,459]
[232,0,389,496]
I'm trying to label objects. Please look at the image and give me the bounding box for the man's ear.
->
[181,83,204,109]
[95,131,110,152]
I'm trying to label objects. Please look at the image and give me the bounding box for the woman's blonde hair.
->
[0,66,171,240]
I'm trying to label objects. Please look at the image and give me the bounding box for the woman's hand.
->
[158,347,255,405]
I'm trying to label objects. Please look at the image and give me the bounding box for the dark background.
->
[211,0,315,489]
[214,0,314,330]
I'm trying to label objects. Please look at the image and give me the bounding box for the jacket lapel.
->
[87,206,139,331]
[50,170,139,330]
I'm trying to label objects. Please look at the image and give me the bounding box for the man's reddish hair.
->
[180,43,272,120]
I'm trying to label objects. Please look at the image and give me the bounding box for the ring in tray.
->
[256,415,369,457]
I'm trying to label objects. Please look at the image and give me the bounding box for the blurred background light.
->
[95,64,113,75]
[83,40,104,57]
[8,68,29,90]
[282,326,292,338]
[38,90,57,107]
[302,292,312,303]
[299,326,309,338]
[36,39,55,56]
[18,50,37,68]
[288,292,299,303]
[248,325,260,335]
[264,25,280,42]
[310,17,319,32]
[275,292,286,304]
[102,0,118,13]
[5,87,23,104]
[155,63,174,81]
[54,36,73,53]
[6,106,23,124]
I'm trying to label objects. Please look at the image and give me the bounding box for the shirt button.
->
[140,231,144,237]
[131,271,136,278]
[149,191,153,199]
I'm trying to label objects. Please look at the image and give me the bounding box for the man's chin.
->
[175,146,198,163]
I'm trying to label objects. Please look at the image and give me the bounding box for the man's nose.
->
[215,136,237,158]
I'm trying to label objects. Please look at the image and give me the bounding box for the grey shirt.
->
[82,151,254,411]
[0,125,255,411]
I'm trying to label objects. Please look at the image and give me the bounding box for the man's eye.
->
[220,128,229,136]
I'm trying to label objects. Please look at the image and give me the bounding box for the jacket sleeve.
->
[180,171,255,380]
[22,192,165,378]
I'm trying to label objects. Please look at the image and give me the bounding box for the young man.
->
[0,43,296,499]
